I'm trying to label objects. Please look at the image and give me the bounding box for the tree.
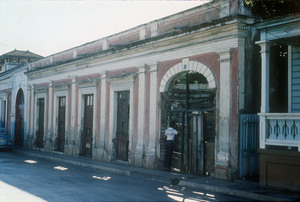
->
[245,0,300,20]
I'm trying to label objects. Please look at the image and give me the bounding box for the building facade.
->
[23,0,259,180]
[0,50,43,147]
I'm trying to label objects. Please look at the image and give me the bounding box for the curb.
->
[178,180,290,201]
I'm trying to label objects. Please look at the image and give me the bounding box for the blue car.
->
[0,128,13,150]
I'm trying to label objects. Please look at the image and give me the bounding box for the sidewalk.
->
[15,149,300,201]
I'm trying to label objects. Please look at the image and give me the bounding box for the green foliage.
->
[175,71,208,85]
[245,0,300,19]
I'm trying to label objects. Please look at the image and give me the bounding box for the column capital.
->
[100,71,107,79]
[148,63,158,72]
[255,40,271,53]
[138,66,146,73]
[217,50,231,63]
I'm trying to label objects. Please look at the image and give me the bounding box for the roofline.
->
[254,13,300,30]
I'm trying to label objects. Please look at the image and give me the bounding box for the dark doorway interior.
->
[56,97,66,152]
[35,98,44,148]
[269,44,288,113]
[116,91,130,161]
[0,101,6,128]
[81,94,94,157]
[15,89,24,147]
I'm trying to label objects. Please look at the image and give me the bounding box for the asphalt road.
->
[0,151,249,202]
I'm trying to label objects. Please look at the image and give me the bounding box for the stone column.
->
[216,50,231,179]
[145,63,158,168]
[136,66,146,166]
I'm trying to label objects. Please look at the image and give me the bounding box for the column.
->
[136,66,146,166]
[146,63,158,167]
[216,50,231,175]
[70,77,77,154]
[256,41,270,113]
[47,82,53,150]
[256,41,270,149]
[30,85,35,148]
[26,85,33,148]
[238,33,246,111]
[99,71,107,158]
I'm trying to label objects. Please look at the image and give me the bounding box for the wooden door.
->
[15,90,24,146]
[36,98,44,148]
[0,101,6,128]
[81,95,93,157]
[116,91,130,161]
[57,97,66,152]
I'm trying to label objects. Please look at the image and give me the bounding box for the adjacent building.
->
[0,50,43,146]
[255,14,300,190]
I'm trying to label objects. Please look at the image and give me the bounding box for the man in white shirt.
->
[164,121,178,170]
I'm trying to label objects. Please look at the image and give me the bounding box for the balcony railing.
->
[259,113,300,151]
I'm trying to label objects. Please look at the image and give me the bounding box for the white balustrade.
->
[259,113,300,151]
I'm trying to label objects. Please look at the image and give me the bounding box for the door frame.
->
[78,85,97,156]
[108,74,135,161]
[53,89,69,151]
[15,89,25,146]
[116,91,130,161]
[34,93,47,147]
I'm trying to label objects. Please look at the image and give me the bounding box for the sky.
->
[0,0,210,57]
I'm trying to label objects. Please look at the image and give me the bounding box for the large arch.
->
[15,88,25,146]
[159,59,217,174]
[159,59,217,93]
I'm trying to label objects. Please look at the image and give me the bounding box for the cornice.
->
[27,17,249,74]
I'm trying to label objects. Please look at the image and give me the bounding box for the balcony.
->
[259,113,300,151]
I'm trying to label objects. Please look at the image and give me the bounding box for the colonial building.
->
[255,14,300,190]
[0,50,43,146]
[25,0,259,180]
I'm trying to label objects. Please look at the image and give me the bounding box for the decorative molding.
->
[108,73,136,90]
[159,60,216,92]
[77,79,99,89]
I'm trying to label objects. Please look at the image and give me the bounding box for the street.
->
[0,151,249,202]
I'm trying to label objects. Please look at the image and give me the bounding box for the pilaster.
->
[47,82,53,150]
[216,50,231,179]
[30,85,35,147]
[99,71,107,159]
[69,77,77,155]
[136,66,146,166]
[27,85,34,148]
[145,63,158,168]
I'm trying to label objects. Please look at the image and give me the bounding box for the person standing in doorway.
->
[164,121,178,170]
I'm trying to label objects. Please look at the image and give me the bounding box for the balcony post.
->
[256,41,270,113]
[256,41,270,149]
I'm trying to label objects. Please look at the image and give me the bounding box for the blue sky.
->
[0,0,209,57]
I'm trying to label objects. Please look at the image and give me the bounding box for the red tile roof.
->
[0,49,43,59]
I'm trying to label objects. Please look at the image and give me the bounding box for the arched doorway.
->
[15,89,24,146]
[160,61,216,175]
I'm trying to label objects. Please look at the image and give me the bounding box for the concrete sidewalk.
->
[15,149,300,201]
